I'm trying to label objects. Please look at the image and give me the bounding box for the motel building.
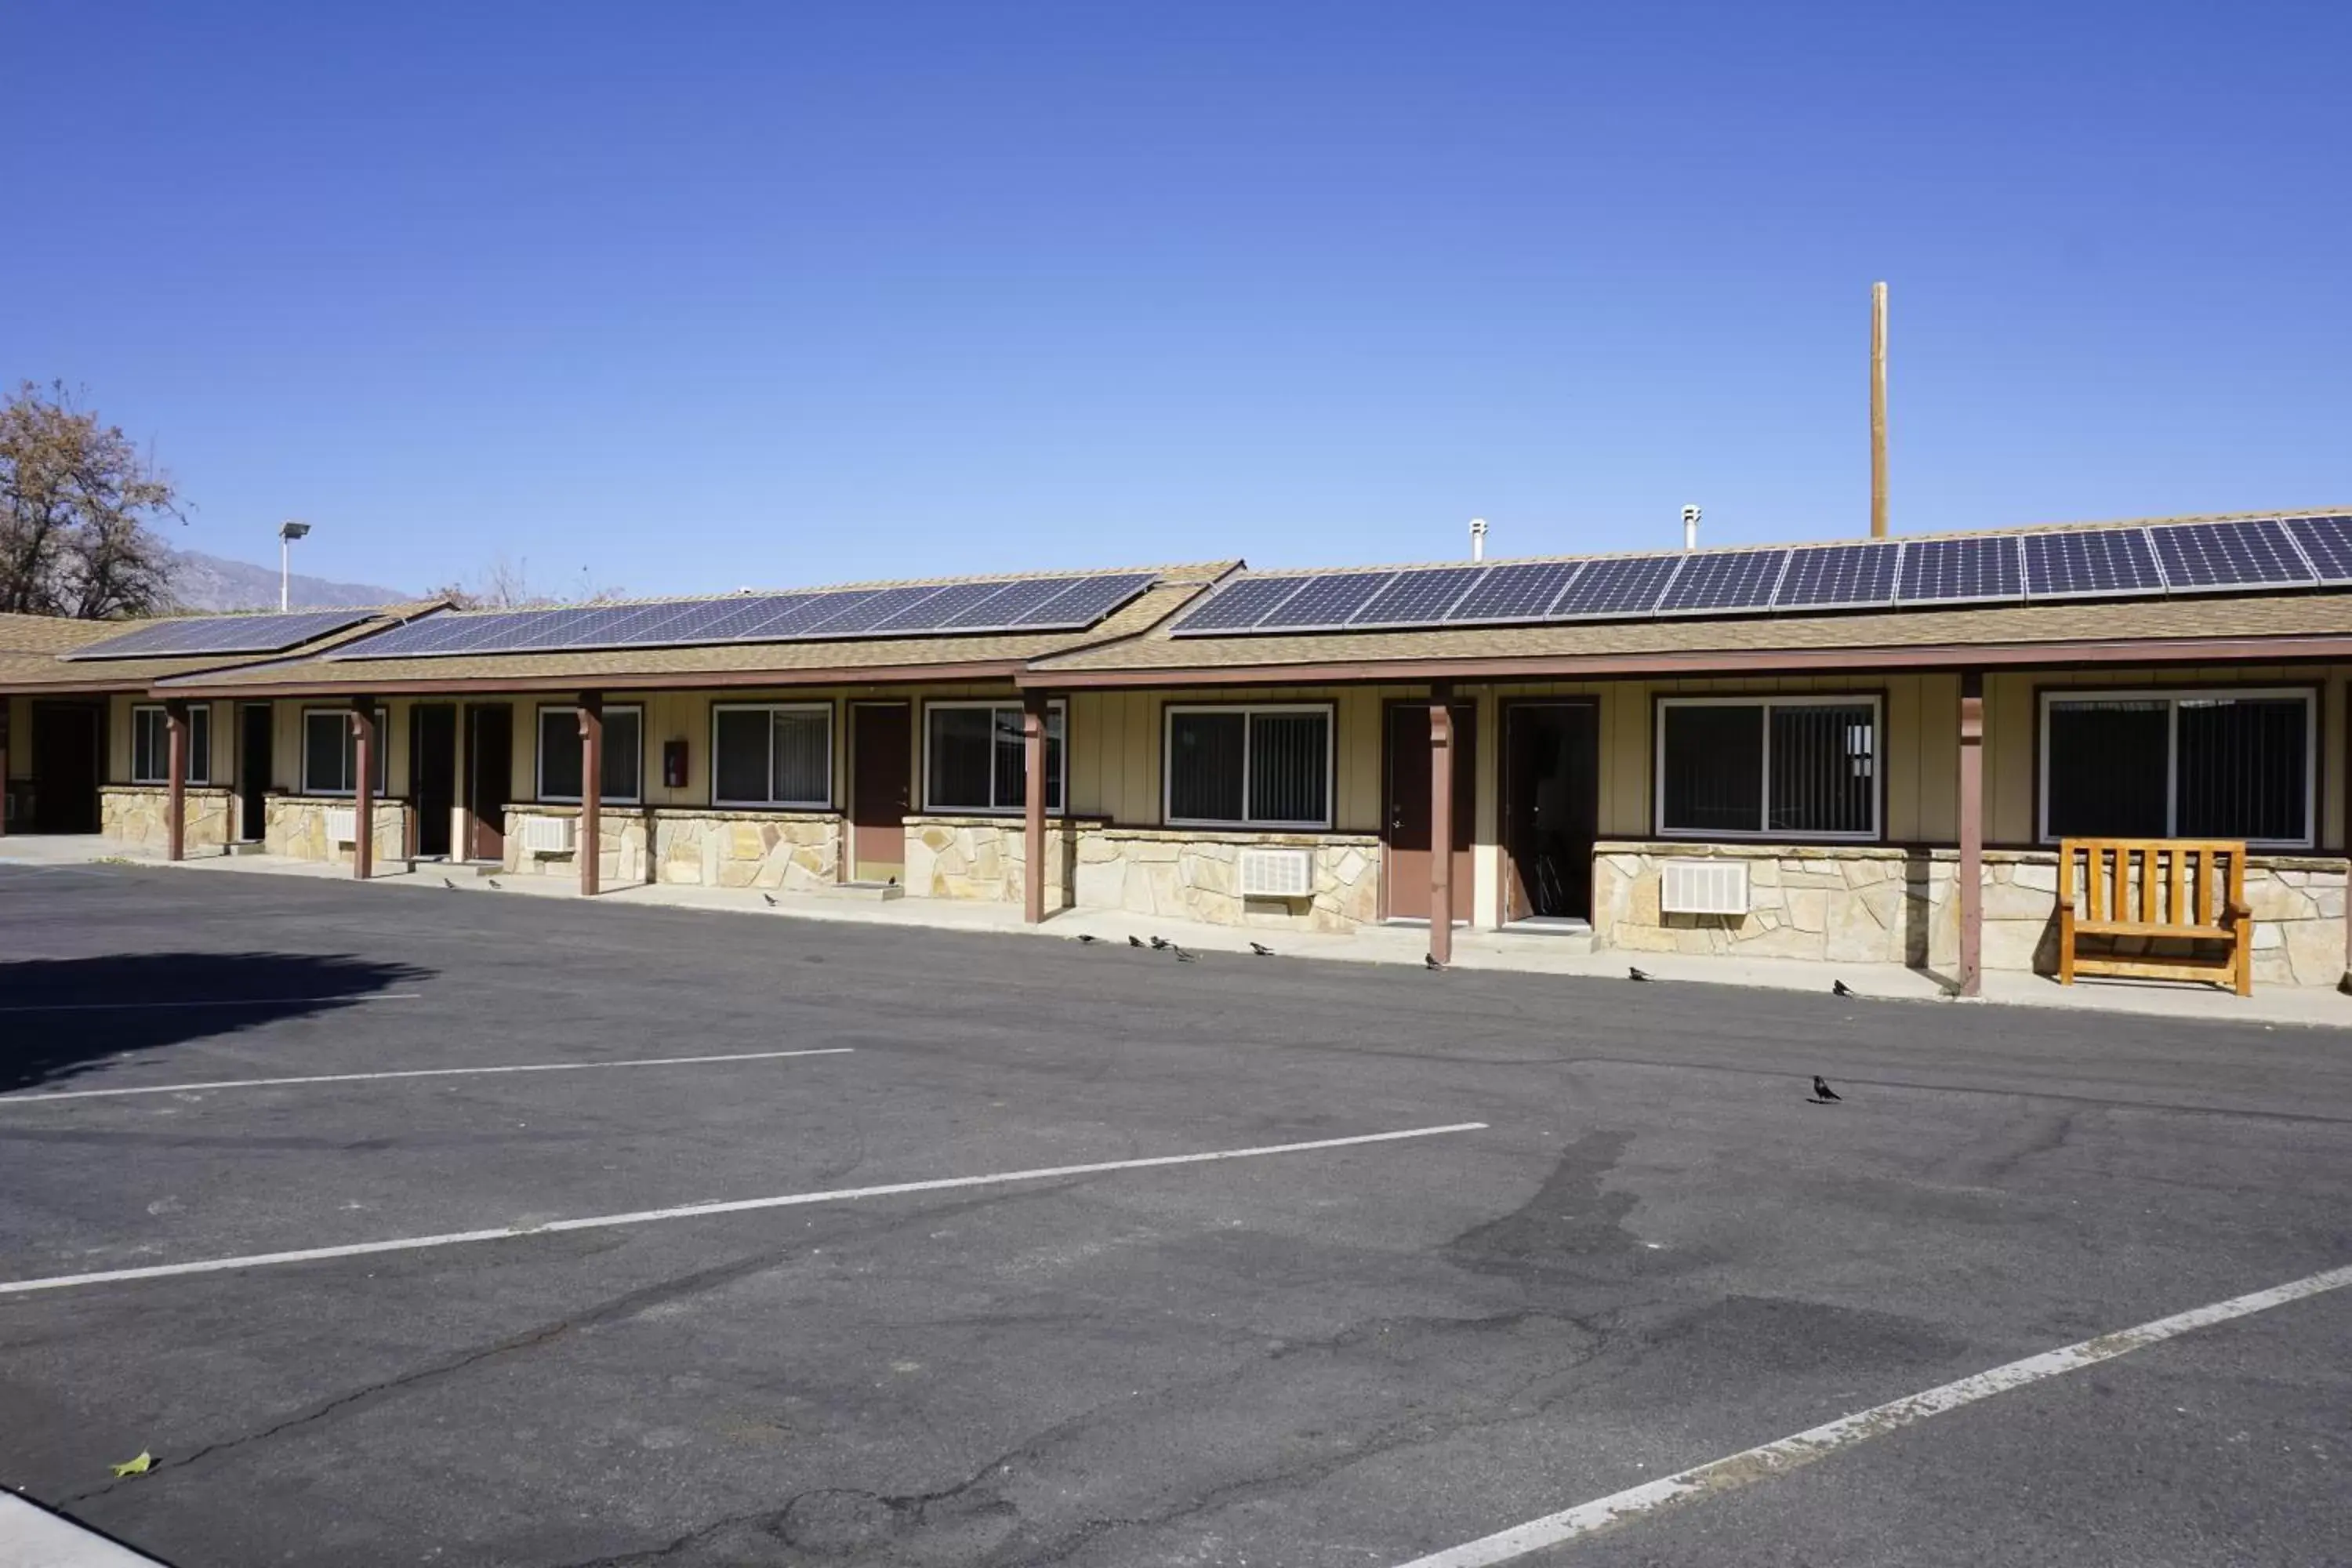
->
[6,510,2352,997]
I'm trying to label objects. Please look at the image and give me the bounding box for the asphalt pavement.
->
[1,862,2347,1566]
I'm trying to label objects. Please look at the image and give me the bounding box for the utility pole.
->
[1869,282,1889,538]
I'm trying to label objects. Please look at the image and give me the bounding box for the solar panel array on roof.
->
[1166,514,2349,639]
[64,608,376,661]
[323,572,1160,660]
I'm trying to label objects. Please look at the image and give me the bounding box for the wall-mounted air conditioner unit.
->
[521,816,576,856]
[1237,847,1314,898]
[1660,858,1750,916]
[324,807,358,845]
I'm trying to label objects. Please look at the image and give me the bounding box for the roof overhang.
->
[1017,633,2352,689]
[157,658,1032,699]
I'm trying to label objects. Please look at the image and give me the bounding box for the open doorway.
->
[30,702,101,833]
[238,703,273,841]
[1501,699,1599,925]
[463,704,512,862]
[411,705,457,858]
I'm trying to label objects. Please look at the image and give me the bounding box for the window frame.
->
[534,702,645,806]
[298,706,389,797]
[2036,685,2318,850]
[709,701,836,811]
[920,699,1065,816]
[1162,702,1338,832]
[1653,693,1884,843]
[130,702,211,786]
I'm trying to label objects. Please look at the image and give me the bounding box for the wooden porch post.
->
[1022,690,1047,925]
[1958,671,1984,996]
[1428,682,1456,967]
[350,699,376,880]
[165,699,189,862]
[0,702,10,840]
[578,693,604,898]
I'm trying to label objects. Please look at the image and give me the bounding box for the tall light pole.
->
[278,521,311,612]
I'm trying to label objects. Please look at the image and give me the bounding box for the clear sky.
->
[6,1,2347,598]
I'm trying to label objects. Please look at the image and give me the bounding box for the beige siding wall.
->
[1067,686,1393,830]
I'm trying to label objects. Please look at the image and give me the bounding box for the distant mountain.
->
[164,548,412,613]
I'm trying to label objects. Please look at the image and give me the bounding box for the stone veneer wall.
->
[101,785,233,854]
[903,815,1069,909]
[1073,827,1383,933]
[264,796,406,866]
[503,806,648,884]
[499,807,840,890]
[1592,840,2349,986]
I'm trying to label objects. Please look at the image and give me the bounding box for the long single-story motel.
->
[8,510,2352,996]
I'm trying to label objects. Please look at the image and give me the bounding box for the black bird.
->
[1425,953,1445,971]
[1128,935,1145,949]
[1173,946,1196,963]
[442,877,456,890]
[1076,933,1101,945]
[1812,1076,1842,1103]
[1832,978,1853,998]
[1628,965,1654,982]
[1249,942,1274,957]
[1149,935,1171,950]
[762,893,778,907]
[485,878,501,889]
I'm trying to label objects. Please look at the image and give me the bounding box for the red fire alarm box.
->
[662,739,688,789]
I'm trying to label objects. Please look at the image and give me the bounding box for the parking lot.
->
[2,863,2349,1566]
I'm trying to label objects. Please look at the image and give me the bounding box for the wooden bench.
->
[2057,837,2252,995]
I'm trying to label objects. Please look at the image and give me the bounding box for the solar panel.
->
[786,588,902,637]
[1772,542,1900,612]
[1171,575,1316,634]
[1655,549,1790,616]
[1004,572,1158,629]
[866,579,1011,631]
[2285,515,2352,584]
[2147,519,2316,593]
[67,608,376,660]
[1348,567,1486,627]
[1548,554,1683,620]
[931,576,1065,629]
[1443,561,1584,625]
[2023,529,2163,600]
[1252,572,1399,631]
[642,593,813,644]
[1895,536,2024,606]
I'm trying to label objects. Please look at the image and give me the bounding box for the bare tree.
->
[428,553,626,610]
[0,382,184,619]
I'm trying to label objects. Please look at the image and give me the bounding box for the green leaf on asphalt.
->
[109,1450,153,1478]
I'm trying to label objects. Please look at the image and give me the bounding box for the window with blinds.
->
[713,704,832,808]
[2042,690,2311,847]
[131,704,211,786]
[1165,706,1333,829]
[1656,697,1878,840]
[923,702,1063,814]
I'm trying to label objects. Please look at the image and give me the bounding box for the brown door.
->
[31,702,101,833]
[238,703,273,841]
[464,704,512,861]
[850,702,913,883]
[1384,700,1476,924]
[412,705,458,858]
[1502,700,1599,922]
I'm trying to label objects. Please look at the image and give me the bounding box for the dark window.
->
[1166,708,1331,828]
[1660,699,1877,837]
[2046,692,2310,845]
[713,706,831,807]
[132,706,212,785]
[300,710,386,796]
[926,703,1062,813]
[537,706,642,802]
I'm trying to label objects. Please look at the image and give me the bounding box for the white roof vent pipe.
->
[1682,505,1702,552]
[1468,517,1490,561]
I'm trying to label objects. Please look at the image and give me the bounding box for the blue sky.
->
[6,1,2347,597]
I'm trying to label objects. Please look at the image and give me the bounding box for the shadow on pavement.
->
[0,951,433,1091]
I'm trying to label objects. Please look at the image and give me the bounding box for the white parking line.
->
[0,993,420,1015]
[0,1122,1486,1296]
[1391,1259,2352,1568]
[0,1047,855,1103]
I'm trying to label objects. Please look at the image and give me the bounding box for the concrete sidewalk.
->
[0,1490,167,1567]
[19,836,2350,1029]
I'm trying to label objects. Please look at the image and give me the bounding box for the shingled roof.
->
[0,603,448,693]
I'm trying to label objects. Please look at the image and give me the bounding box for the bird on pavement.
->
[1174,946,1196,962]
[1128,935,1145,949]
[1832,978,1853,998]
[442,877,456,889]
[762,893,778,907]
[1249,942,1274,956]
[1425,953,1445,971]
[1149,935,1171,950]
[1628,965,1654,982]
[1076,933,1100,945]
[1812,1076,1842,1103]
[485,878,501,889]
